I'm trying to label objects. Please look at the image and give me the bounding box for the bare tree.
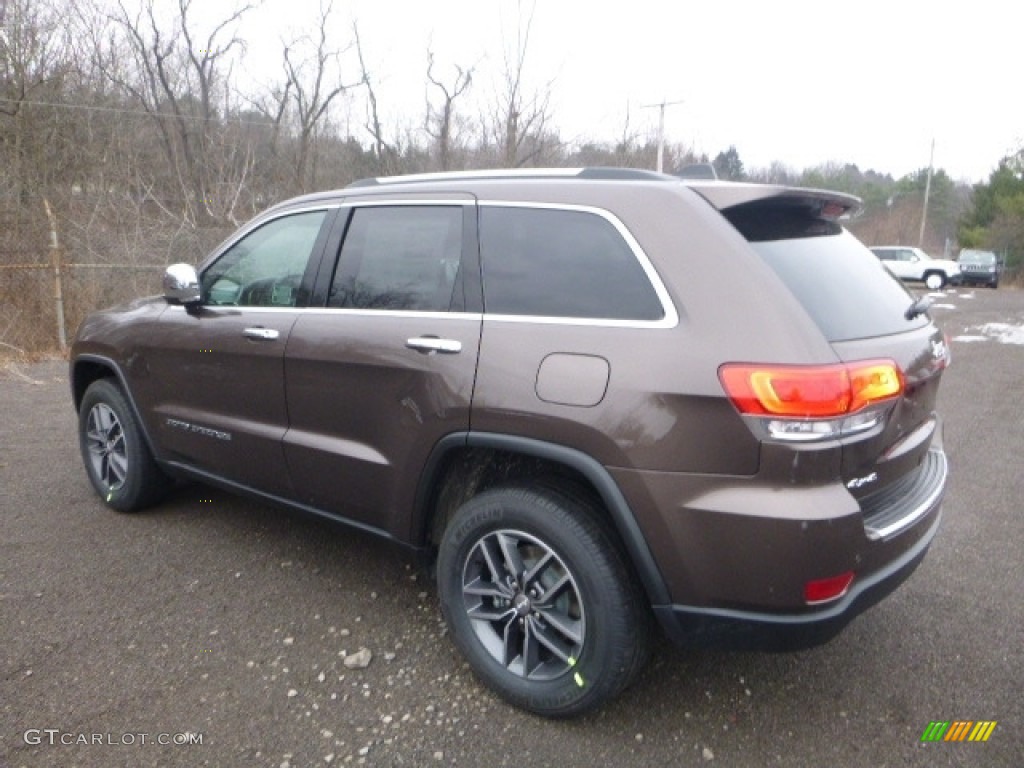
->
[0,0,74,210]
[424,50,472,171]
[613,103,639,165]
[353,22,396,175]
[279,0,357,192]
[491,0,556,168]
[97,0,255,226]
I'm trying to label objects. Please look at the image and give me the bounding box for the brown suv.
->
[70,168,949,717]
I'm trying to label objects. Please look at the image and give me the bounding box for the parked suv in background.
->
[957,248,1001,288]
[71,169,950,717]
[870,245,961,289]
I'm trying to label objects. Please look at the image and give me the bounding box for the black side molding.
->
[413,431,672,606]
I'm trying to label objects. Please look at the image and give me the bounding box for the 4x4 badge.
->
[846,472,878,490]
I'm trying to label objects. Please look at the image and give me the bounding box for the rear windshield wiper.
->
[905,296,932,320]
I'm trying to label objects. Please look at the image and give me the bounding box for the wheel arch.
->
[71,357,118,410]
[71,354,159,458]
[413,432,672,606]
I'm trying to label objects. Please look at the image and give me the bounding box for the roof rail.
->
[346,167,677,188]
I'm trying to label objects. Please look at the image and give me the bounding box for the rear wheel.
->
[79,379,168,512]
[924,272,945,290]
[437,485,651,717]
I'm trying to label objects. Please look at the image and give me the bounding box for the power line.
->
[0,96,277,126]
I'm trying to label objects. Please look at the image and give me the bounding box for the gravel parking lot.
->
[2,286,1022,767]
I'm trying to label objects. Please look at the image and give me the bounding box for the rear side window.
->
[479,206,664,321]
[725,202,928,341]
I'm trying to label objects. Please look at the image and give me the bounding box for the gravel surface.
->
[2,286,1022,767]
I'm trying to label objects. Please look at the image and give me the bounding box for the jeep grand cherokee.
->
[71,168,949,716]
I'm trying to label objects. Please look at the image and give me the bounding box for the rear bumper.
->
[652,510,940,650]
[611,434,948,649]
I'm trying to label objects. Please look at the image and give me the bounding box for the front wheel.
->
[79,378,169,512]
[437,485,651,717]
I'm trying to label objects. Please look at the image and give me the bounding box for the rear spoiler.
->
[686,182,863,221]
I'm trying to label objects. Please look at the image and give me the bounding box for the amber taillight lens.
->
[719,360,904,418]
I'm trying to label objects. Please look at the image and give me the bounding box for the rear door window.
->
[478,205,664,321]
[329,206,463,311]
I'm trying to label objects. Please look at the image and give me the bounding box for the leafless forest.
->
[0,0,977,355]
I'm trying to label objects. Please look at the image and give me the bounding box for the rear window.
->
[724,202,928,341]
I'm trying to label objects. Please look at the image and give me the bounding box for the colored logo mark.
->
[920,721,997,742]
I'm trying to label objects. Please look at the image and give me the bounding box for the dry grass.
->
[0,265,168,358]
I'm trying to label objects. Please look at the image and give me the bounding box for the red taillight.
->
[804,571,855,604]
[719,360,904,418]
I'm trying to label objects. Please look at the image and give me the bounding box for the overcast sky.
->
[241,0,1021,183]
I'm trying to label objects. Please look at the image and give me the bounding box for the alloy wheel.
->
[85,402,128,491]
[460,529,585,681]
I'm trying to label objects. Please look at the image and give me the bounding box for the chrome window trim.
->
[171,304,484,321]
[165,304,304,316]
[477,200,679,329]
[298,309,483,321]
[483,313,674,329]
[178,303,675,331]
[199,199,679,329]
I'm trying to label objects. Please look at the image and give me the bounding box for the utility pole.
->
[641,99,684,173]
[918,138,935,249]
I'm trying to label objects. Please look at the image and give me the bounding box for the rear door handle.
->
[243,327,280,340]
[406,337,462,354]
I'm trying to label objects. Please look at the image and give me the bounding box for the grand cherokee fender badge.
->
[846,472,878,490]
[166,417,232,441]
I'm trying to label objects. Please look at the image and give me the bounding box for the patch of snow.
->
[980,322,1024,346]
[951,335,988,343]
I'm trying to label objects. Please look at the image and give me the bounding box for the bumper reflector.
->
[804,571,855,605]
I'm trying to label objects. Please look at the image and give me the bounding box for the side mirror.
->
[163,263,201,306]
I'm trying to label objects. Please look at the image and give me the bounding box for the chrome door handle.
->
[406,337,462,354]
[243,327,280,340]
